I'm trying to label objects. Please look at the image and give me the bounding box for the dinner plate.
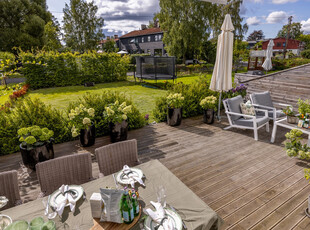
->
[0,196,8,209]
[144,208,183,230]
[115,168,143,185]
[0,214,12,229]
[48,185,84,209]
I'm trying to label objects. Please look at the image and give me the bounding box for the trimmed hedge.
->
[0,91,146,155]
[301,50,310,59]
[19,51,130,89]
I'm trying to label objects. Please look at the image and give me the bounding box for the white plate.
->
[115,168,143,185]
[144,208,183,230]
[0,215,12,228]
[0,196,8,209]
[48,185,84,209]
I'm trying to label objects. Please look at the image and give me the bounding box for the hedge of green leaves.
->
[301,50,310,59]
[0,92,145,155]
[19,51,130,89]
[153,76,247,122]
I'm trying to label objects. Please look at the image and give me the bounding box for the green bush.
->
[301,50,310,59]
[153,76,247,122]
[0,97,71,155]
[272,58,310,71]
[0,52,15,61]
[67,92,146,137]
[19,51,130,89]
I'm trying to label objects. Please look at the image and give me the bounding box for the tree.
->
[200,39,217,64]
[299,34,310,50]
[247,30,265,41]
[63,0,104,52]
[277,22,303,39]
[0,0,51,52]
[43,19,62,51]
[103,39,118,53]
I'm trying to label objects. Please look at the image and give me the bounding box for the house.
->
[262,38,302,56]
[118,23,165,56]
[99,35,120,51]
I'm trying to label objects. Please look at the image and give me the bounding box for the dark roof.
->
[120,27,163,38]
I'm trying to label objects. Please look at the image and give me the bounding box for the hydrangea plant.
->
[103,100,132,124]
[285,129,310,159]
[166,93,184,109]
[68,104,95,137]
[200,96,217,110]
[18,126,54,150]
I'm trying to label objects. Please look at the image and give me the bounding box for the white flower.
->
[123,105,132,114]
[83,117,91,125]
[69,113,75,120]
[88,108,95,117]
[122,114,127,120]
[72,131,79,137]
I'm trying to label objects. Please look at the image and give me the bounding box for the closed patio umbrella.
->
[209,14,234,120]
[262,39,274,73]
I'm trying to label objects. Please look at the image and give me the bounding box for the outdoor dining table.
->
[3,159,222,230]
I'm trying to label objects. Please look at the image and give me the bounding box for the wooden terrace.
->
[1,117,310,229]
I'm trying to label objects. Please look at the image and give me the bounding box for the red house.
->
[262,38,301,56]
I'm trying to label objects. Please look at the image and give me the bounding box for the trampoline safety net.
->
[135,56,176,80]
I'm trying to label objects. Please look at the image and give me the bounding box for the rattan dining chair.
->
[95,139,139,176]
[36,153,93,196]
[0,170,22,210]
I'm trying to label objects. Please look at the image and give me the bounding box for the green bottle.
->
[131,193,139,216]
[121,190,134,224]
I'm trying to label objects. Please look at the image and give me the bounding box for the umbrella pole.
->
[217,91,222,121]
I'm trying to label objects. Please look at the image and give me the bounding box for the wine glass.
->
[156,185,166,208]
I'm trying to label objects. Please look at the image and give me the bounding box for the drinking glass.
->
[156,185,166,208]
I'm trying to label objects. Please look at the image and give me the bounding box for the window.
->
[158,34,162,41]
[276,42,281,47]
[142,37,144,43]
[155,35,158,42]
[129,38,135,44]
[283,42,286,47]
[148,36,151,42]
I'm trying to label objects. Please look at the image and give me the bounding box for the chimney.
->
[141,24,147,30]
[114,35,119,39]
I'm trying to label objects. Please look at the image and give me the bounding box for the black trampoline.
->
[135,56,176,82]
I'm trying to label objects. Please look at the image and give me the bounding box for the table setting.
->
[1,160,222,230]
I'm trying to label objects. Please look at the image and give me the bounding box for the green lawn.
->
[0,84,13,105]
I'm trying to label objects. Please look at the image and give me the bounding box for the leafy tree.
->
[103,39,118,53]
[0,0,51,52]
[200,39,217,64]
[63,0,105,52]
[247,30,265,41]
[277,22,303,39]
[43,19,62,51]
[299,34,310,50]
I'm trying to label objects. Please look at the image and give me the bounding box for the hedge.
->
[301,50,310,59]
[19,51,130,89]
[0,92,146,155]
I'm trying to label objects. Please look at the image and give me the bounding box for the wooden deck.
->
[1,116,310,229]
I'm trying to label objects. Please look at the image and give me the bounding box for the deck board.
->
[1,116,310,229]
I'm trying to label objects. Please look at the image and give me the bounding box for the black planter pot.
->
[109,120,128,143]
[203,109,215,124]
[167,107,182,126]
[20,141,54,171]
[80,124,96,147]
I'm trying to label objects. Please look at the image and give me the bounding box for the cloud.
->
[301,18,310,33]
[266,11,287,24]
[246,16,261,26]
[91,0,160,35]
[272,0,298,4]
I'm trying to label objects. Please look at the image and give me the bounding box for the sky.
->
[46,0,310,40]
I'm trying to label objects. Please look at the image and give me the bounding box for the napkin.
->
[122,165,145,187]
[144,201,175,230]
[55,185,76,216]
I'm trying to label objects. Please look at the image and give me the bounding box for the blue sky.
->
[46,0,310,39]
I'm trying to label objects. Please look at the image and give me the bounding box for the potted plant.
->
[282,106,298,124]
[200,95,217,124]
[166,93,184,126]
[69,104,96,147]
[103,100,132,143]
[285,129,310,159]
[18,126,54,170]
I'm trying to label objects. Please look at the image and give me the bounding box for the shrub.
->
[67,92,145,137]
[0,97,71,155]
[285,129,310,159]
[19,51,130,89]
[0,52,15,61]
[18,126,54,150]
[166,93,184,109]
[301,50,310,59]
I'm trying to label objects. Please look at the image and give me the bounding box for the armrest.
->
[225,111,256,119]
[252,104,274,110]
[255,108,268,117]
[273,102,293,108]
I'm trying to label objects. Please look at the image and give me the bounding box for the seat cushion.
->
[268,110,285,119]
[234,116,269,127]
[226,95,243,121]
[251,91,273,109]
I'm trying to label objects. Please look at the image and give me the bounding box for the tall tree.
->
[0,0,51,52]
[63,0,104,52]
[299,34,310,50]
[247,30,265,41]
[43,17,62,51]
[277,22,303,39]
[103,39,118,53]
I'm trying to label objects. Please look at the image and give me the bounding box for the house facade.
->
[119,25,165,56]
[262,38,301,56]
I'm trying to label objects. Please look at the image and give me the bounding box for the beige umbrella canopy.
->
[262,39,274,72]
[209,14,235,120]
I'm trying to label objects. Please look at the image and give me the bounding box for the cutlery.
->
[167,204,187,229]
[154,217,168,230]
